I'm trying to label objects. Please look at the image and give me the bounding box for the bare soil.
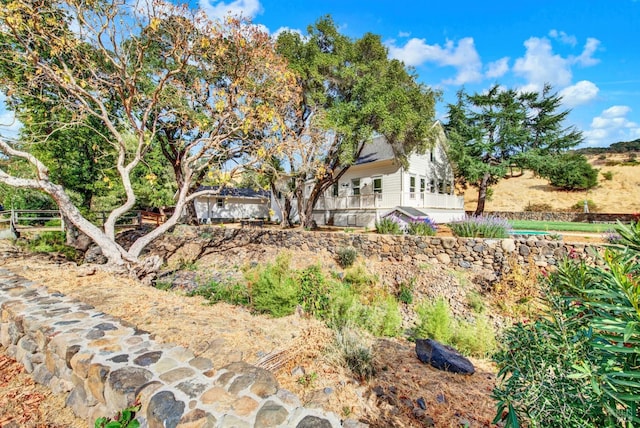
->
[0,240,498,427]
[464,153,640,213]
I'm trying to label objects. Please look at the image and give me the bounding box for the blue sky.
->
[2,0,639,148]
[189,0,640,148]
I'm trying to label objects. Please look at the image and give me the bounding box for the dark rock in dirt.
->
[415,339,475,375]
[84,246,107,265]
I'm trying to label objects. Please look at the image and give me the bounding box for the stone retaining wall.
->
[0,269,346,428]
[187,227,602,274]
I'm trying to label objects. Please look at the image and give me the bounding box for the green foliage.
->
[570,199,598,213]
[532,152,599,190]
[188,280,250,306]
[298,265,337,319]
[406,218,437,236]
[601,170,614,180]
[375,217,403,235]
[397,281,414,304]
[446,84,583,215]
[466,291,485,313]
[22,231,78,261]
[245,253,300,317]
[448,215,511,238]
[493,221,640,427]
[414,297,497,358]
[94,400,141,428]
[335,246,358,268]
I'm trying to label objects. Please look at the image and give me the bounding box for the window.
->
[420,177,425,193]
[351,178,361,196]
[373,177,382,194]
[409,175,416,198]
[216,198,224,208]
[429,150,434,162]
[438,180,445,193]
[332,183,339,197]
[445,181,453,194]
[429,179,436,193]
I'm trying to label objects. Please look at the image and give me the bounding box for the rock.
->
[519,245,530,256]
[147,390,185,428]
[254,400,288,427]
[84,246,107,264]
[415,339,475,375]
[435,253,451,264]
[501,239,516,252]
[296,415,333,428]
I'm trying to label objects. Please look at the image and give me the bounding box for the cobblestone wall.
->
[183,226,602,273]
[474,211,637,223]
[0,269,347,428]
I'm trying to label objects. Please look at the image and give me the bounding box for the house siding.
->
[194,196,269,222]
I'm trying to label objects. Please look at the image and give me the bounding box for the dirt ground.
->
[464,153,640,213]
[0,240,500,427]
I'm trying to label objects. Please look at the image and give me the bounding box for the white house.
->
[193,186,271,223]
[309,134,465,227]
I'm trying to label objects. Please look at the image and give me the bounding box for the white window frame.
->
[372,176,382,194]
[409,175,416,199]
[351,178,361,196]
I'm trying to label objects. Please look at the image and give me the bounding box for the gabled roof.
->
[355,135,396,165]
[195,186,270,199]
[385,206,430,219]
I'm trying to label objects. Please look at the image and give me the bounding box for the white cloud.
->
[485,57,509,79]
[584,105,640,147]
[272,26,305,40]
[559,80,599,107]
[513,37,573,92]
[548,29,577,46]
[386,37,482,85]
[198,0,262,21]
[398,31,411,38]
[572,37,600,67]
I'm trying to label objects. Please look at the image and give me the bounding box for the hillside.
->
[464,153,640,213]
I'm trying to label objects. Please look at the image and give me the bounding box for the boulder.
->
[415,339,475,375]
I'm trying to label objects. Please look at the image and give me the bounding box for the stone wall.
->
[188,226,602,273]
[472,211,638,223]
[0,269,346,428]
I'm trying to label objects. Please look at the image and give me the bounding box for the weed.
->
[22,231,79,261]
[335,246,358,268]
[298,265,337,319]
[397,282,414,304]
[466,291,485,313]
[244,252,299,317]
[601,171,614,181]
[177,258,197,271]
[95,398,140,428]
[569,199,598,213]
[297,372,318,388]
[154,280,173,291]
[189,280,250,306]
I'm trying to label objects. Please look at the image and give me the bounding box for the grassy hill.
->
[463,152,640,213]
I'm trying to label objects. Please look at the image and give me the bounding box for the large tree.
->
[271,17,439,228]
[0,0,299,275]
[445,84,583,215]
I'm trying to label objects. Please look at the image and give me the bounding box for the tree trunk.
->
[474,173,490,216]
[281,197,293,228]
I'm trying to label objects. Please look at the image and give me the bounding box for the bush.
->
[329,328,375,381]
[23,231,79,261]
[298,265,337,319]
[244,253,300,317]
[406,217,437,236]
[493,221,640,427]
[188,280,250,306]
[375,216,403,235]
[523,202,553,212]
[536,153,599,190]
[448,215,511,238]
[335,246,357,268]
[414,297,496,358]
[569,199,598,213]
[601,170,614,180]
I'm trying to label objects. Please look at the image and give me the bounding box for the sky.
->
[188,0,640,148]
[1,0,639,148]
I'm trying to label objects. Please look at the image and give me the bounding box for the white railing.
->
[316,191,464,210]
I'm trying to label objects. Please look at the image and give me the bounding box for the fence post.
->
[60,211,65,233]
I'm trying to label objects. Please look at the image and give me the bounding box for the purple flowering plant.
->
[449,215,511,238]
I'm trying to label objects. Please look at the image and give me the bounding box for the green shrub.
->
[95,399,140,428]
[406,218,437,236]
[327,284,358,330]
[536,152,599,190]
[448,215,511,238]
[24,231,79,261]
[335,246,358,268]
[188,280,250,306]
[493,221,640,427]
[414,297,454,343]
[569,199,598,213]
[356,295,402,337]
[601,170,614,181]
[397,281,414,304]
[414,297,496,358]
[298,265,336,319]
[375,217,403,235]
[245,253,299,317]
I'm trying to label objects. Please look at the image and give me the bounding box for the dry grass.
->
[464,154,640,213]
